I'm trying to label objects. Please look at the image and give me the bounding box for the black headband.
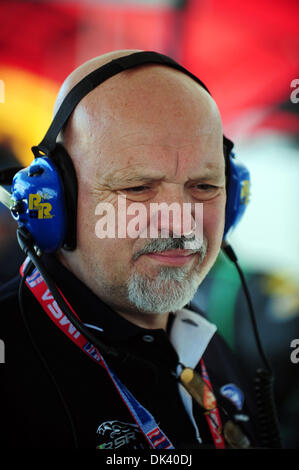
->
[31,51,234,158]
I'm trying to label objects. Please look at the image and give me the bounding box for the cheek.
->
[76,190,96,248]
[76,190,135,277]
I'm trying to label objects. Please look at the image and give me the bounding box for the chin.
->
[127,267,203,315]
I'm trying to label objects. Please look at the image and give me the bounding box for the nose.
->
[156,203,196,238]
[147,185,201,239]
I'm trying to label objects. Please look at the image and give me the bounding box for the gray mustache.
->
[133,236,206,261]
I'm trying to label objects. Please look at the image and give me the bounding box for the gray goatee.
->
[128,236,207,314]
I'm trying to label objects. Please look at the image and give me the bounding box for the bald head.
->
[54,49,142,115]
[54,50,223,182]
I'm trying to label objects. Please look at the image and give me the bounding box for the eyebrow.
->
[102,169,165,186]
[186,174,225,184]
[107,172,225,188]
[116,175,166,185]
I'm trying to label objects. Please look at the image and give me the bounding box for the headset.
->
[1,51,250,252]
[0,51,281,448]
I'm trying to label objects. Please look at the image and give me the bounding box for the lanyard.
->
[200,359,226,449]
[20,260,225,449]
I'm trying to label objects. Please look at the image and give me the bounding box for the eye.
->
[118,185,154,202]
[124,185,150,193]
[191,184,221,200]
[195,184,217,191]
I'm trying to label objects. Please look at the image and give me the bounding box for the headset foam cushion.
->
[50,143,78,250]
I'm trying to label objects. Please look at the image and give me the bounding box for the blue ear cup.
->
[11,157,66,253]
[224,152,251,239]
[10,143,78,253]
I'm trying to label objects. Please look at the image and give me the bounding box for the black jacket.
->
[0,255,261,449]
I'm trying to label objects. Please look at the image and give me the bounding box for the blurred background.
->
[0,0,298,448]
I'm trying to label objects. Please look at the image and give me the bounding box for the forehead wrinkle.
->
[106,131,222,157]
[101,167,167,187]
[94,134,225,186]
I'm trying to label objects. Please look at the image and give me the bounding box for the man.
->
[0,50,260,449]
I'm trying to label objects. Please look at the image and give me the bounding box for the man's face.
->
[62,67,226,319]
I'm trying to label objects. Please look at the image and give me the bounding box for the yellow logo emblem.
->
[29,193,53,219]
[240,180,250,205]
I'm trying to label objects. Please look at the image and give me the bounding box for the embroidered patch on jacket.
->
[96,420,146,449]
[220,383,244,411]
